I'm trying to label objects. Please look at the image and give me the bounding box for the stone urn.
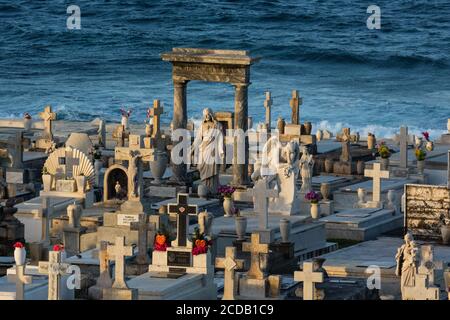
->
[357,188,366,203]
[417,160,425,174]
[277,117,285,134]
[320,183,330,201]
[14,245,26,266]
[280,218,291,243]
[356,160,365,175]
[310,203,320,220]
[150,150,168,184]
[304,122,312,135]
[145,123,152,137]
[42,174,53,192]
[324,158,334,173]
[223,197,235,217]
[387,190,396,213]
[23,117,32,131]
[235,216,247,240]
[381,157,390,170]
[316,130,323,142]
[367,134,376,150]
[197,184,208,199]
[441,226,450,244]
[75,175,87,193]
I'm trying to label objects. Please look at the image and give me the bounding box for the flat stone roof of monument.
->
[161,48,261,65]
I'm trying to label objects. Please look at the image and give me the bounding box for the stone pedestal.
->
[103,287,137,300]
[63,226,87,257]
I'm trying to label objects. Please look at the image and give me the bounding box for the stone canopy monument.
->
[161,48,260,187]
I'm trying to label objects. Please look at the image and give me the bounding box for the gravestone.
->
[14,264,32,300]
[215,246,245,300]
[168,193,198,248]
[87,241,113,300]
[364,162,390,207]
[294,261,324,300]
[130,214,154,265]
[253,178,278,241]
[290,90,301,125]
[63,203,87,257]
[35,106,57,150]
[38,251,74,300]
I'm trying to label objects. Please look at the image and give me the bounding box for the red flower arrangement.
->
[422,131,430,141]
[218,185,236,198]
[191,227,212,256]
[154,234,169,252]
[13,242,24,249]
[53,244,64,252]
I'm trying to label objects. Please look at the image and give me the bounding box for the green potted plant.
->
[376,141,391,170]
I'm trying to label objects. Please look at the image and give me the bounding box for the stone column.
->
[171,80,188,184]
[232,83,249,186]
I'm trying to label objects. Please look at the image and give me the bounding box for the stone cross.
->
[168,193,198,248]
[96,241,113,289]
[40,197,52,244]
[107,236,134,289]
[399,126,408,169]
[38,251,70,300]
[148,99,164,138]
[263,91,272,129]
[364,162,390,204]
[418,245,443,286]
[253,178,278,230]
[289,90,302,125]
[403,273,439,300]
[58,148,79,179]
[15,265,32,300]
[294,261,324,300]
[39,105,57,140]
[215,246,245,300]
[130,214,155,265]
[114,135,155,164]
[98,119,106,147]
[242,233,270,280]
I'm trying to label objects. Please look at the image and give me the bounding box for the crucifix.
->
[38,251,71,300]
[15,264,32,300]
[242,233,270,280]
[263,91,272,130]
[148,99,164,138]
[167,193,198,248]
[215,246,245,300]
[399,126,409,169]
[107,236,134,289]
[130,214,155,265]
[364,162,390,204]
[294,261,324,300]
[39,105,57,140]
[252,178,278,231]
[289,90,302,125]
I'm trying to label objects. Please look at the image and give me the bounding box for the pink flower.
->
[53,244,64,252]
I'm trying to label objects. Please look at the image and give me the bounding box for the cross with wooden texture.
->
[39,105,57,139]
[15,265,32,300]
[289,90,302,125]
[364,162,390,203]
[107,236,134,289]
[242,233,270,280]
[294,261,324,300]
[215,246,245,300]
[167,193,198,248]
[130,214,155,264]
[38,251,70,300]
[253,178,278,230]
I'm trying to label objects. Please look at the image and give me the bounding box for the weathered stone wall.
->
[405,184,450,240]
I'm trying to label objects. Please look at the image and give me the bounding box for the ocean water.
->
[1,0,450,139]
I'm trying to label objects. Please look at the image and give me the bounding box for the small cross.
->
[39,105,57,139]
[96,241,113,289]
[399,126,409,169]
[107,236,134,290]
[364,162,390,203]
[294,261,324,300]
[252,178,278,230]
[263,91,272,129]
[15,264,32,300]
[167,193,198,248]
[38,251,71,300]
[147,99,164,138]
[130,214,155,265]
[242,233,270,280]
[215,247,245,300]
[289,90,302,125]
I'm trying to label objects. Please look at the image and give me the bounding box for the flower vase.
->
[417,160,425,174]
[197,184,208,199]
[223,197,234,217]
[14,247,26,265]
[235,216,247,240]
[310,203,320,219]
[279,218,291,243]
[121,116,129,129]
[42,174,53,192]
[381,158,390,170]
[324,158,334,173]
[441,226,450,244]
[320,183,330,201]
[149,150,168,184]
[23,118,32,131]
[367,135,375,150]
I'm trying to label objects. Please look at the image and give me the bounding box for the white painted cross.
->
[294,261,324,300]
[107,236,134,289]
[253,178,278,230]
[38,251,71,300]
[215,246,245,300]
[15,265,32,300]
[399,126,408,169]
[364,162,390,203]
[242,233,270,280]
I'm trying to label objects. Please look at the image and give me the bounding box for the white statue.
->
[128,151,142,198]
[198,210,214,238]
[115,181,122,199]
[299,145,314,193]
[395,232,419,297]
[191,108,224,195]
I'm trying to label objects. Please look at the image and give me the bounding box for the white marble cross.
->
[263,91,272,128]
[253,178,278,230]
[15,265,32,300]
[130,214,155,264]
[242,233,270,280]
[294,261,324,300]
[107,236,134,289]
[215,246,245,300]
[364,162,390,204]
[39,105,56,139]
[399,126,408,169]
[38,251,70,300]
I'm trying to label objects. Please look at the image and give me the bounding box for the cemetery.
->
[0,47,449,302]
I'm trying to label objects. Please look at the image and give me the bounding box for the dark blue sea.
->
[1,0,450,138]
